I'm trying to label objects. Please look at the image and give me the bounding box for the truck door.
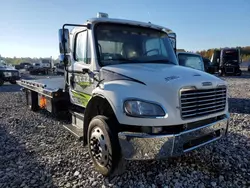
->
[68,29,94,108]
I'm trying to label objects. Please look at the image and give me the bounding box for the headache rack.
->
[180,86,227,119]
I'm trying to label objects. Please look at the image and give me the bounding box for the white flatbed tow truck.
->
[17,12,230,177]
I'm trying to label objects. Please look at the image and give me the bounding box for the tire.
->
[9,80,16,84]
[0,78,4,86]
[26,90,39,111]
[87,115,124,177]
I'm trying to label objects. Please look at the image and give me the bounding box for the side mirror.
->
[58,29,70,54]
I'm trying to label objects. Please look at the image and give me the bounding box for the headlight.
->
[124,100,166,117]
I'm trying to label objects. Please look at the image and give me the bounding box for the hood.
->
[102,63,226,89]
[101,63,228,123]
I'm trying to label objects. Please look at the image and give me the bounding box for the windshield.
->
[178,54,204,71]
[222,49,238,61]
[94,23,178,66]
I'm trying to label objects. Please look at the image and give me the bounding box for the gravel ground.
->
[0,73,250,188]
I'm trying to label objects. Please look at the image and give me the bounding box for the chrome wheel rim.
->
[90,127,109,167]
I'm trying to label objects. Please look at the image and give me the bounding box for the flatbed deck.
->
[17,77,65,98]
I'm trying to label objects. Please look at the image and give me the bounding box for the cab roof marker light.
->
[97,12,109,18]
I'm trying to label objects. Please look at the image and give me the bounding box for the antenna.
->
[148,11,151,23]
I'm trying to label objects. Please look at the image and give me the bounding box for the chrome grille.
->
[180,87,227,119]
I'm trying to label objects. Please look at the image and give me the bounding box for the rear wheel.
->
[26,90,39,111]
[87,115,124,177]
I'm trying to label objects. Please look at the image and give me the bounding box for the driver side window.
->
[75,30,91,64]
[145,38,168,56]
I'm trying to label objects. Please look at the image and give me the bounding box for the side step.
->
[63,110,85,140]
[63,124,84,140]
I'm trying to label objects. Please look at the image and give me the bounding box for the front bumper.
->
[118,113,230,160]
[221,65,240,73]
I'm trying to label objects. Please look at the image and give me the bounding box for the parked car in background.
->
[22,62,32,70]
[29,62,49,75]
[176,52,205,72]
[15,62,32,70]
[0,62,20,86]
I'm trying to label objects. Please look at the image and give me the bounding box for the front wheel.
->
[87,115,124,177]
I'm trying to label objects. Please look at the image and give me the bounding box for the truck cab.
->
[165,35,208,73]
[211,48,242,76]
[29,61,50,75]
[18,12,230,177]
[176,52,205,72]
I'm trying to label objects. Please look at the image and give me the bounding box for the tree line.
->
[1,46,250,65]
[196,46,250,62]
[0,56,60,65]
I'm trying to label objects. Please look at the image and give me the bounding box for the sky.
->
[0,0,249,59]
